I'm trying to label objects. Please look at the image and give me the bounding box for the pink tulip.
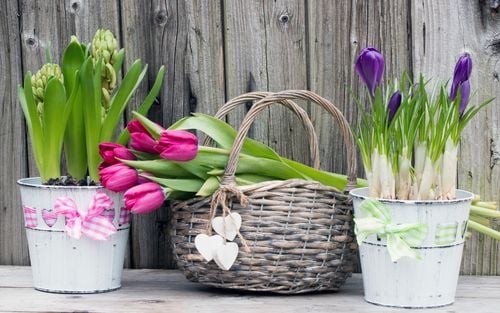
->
[124,182,165,214]
[99,163,138,192]
[154,130,198,161]
[130,132,158,154]
[127,120,150,134]
[99,142,136,165]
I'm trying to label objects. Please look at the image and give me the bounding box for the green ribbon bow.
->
[354,199,429,262]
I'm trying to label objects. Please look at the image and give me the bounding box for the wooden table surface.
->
[0,266,499,313]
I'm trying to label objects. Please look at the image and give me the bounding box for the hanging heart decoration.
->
[211,212,242,241]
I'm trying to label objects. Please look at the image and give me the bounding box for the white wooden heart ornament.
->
[211,212,242,241]
[194,234,224,262]
[213,242,239,270]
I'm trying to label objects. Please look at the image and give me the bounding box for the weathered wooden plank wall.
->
[0,0,498,274]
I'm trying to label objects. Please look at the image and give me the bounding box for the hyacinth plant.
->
[354,47,499,239]
[98,111,366,214]
[18,29,165,184]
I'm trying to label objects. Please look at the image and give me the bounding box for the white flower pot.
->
[18,177,130,293]
[350,187,473,308]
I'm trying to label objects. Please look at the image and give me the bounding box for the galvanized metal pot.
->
[350,187,473,308]
[18,177,130,293]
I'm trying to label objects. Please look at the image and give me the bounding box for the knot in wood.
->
[154,10,168,25]
[25,35,38,48]
[279,13,290,24]
[490,0,500,12]
[70,1,81,13]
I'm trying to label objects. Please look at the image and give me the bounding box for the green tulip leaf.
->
[169,113,282,161]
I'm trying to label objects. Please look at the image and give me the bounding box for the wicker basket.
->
[171,90,358,294]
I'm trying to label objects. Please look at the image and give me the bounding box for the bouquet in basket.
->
[100,91,363,278]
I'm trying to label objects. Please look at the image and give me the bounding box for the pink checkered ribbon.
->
[119,207,131,226]
[54,192,117,241]
[101,209,115,223]
[23,206,37,228]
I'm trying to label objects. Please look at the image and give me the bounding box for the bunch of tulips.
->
[99,111,361,214]
[99,120,198,213]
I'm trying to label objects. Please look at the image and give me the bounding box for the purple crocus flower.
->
[388,90,402,123]
[450,53,472,102]
[459,79,471,115]
[355,47,385,97]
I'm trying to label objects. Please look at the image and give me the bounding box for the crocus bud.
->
[99,142,136,165]
[99,163,138,192]
[388,90,402,123]
[130,132,158,154]
[154,130,198,161]
[355,47,385,97]
[450,53,472,102]
[458,79,470,116]
[124,182,165,214]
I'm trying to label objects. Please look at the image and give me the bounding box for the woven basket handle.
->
[203,91,321,169]
[221,90,357,191]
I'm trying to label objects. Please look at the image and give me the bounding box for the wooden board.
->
[0,0,498,273]
[119,0,225,268]
[223,0,309,167]
[0,0,29,266]
[411,0,500,275]
[307,0,412,177]
[0,266,499,313]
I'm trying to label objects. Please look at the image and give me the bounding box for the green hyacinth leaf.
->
[81,57,103,181]
[18,73,44,176]
[42,78,67,180]
[116,66,165,145]
[100,59,147,142]
[62,40,85,97]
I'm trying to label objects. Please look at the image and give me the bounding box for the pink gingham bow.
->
[53,192,117,240]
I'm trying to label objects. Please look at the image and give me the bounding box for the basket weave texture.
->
[171,90,358,294]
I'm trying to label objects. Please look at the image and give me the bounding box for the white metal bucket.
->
[18,177,130,293]
[350,187,473,308]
